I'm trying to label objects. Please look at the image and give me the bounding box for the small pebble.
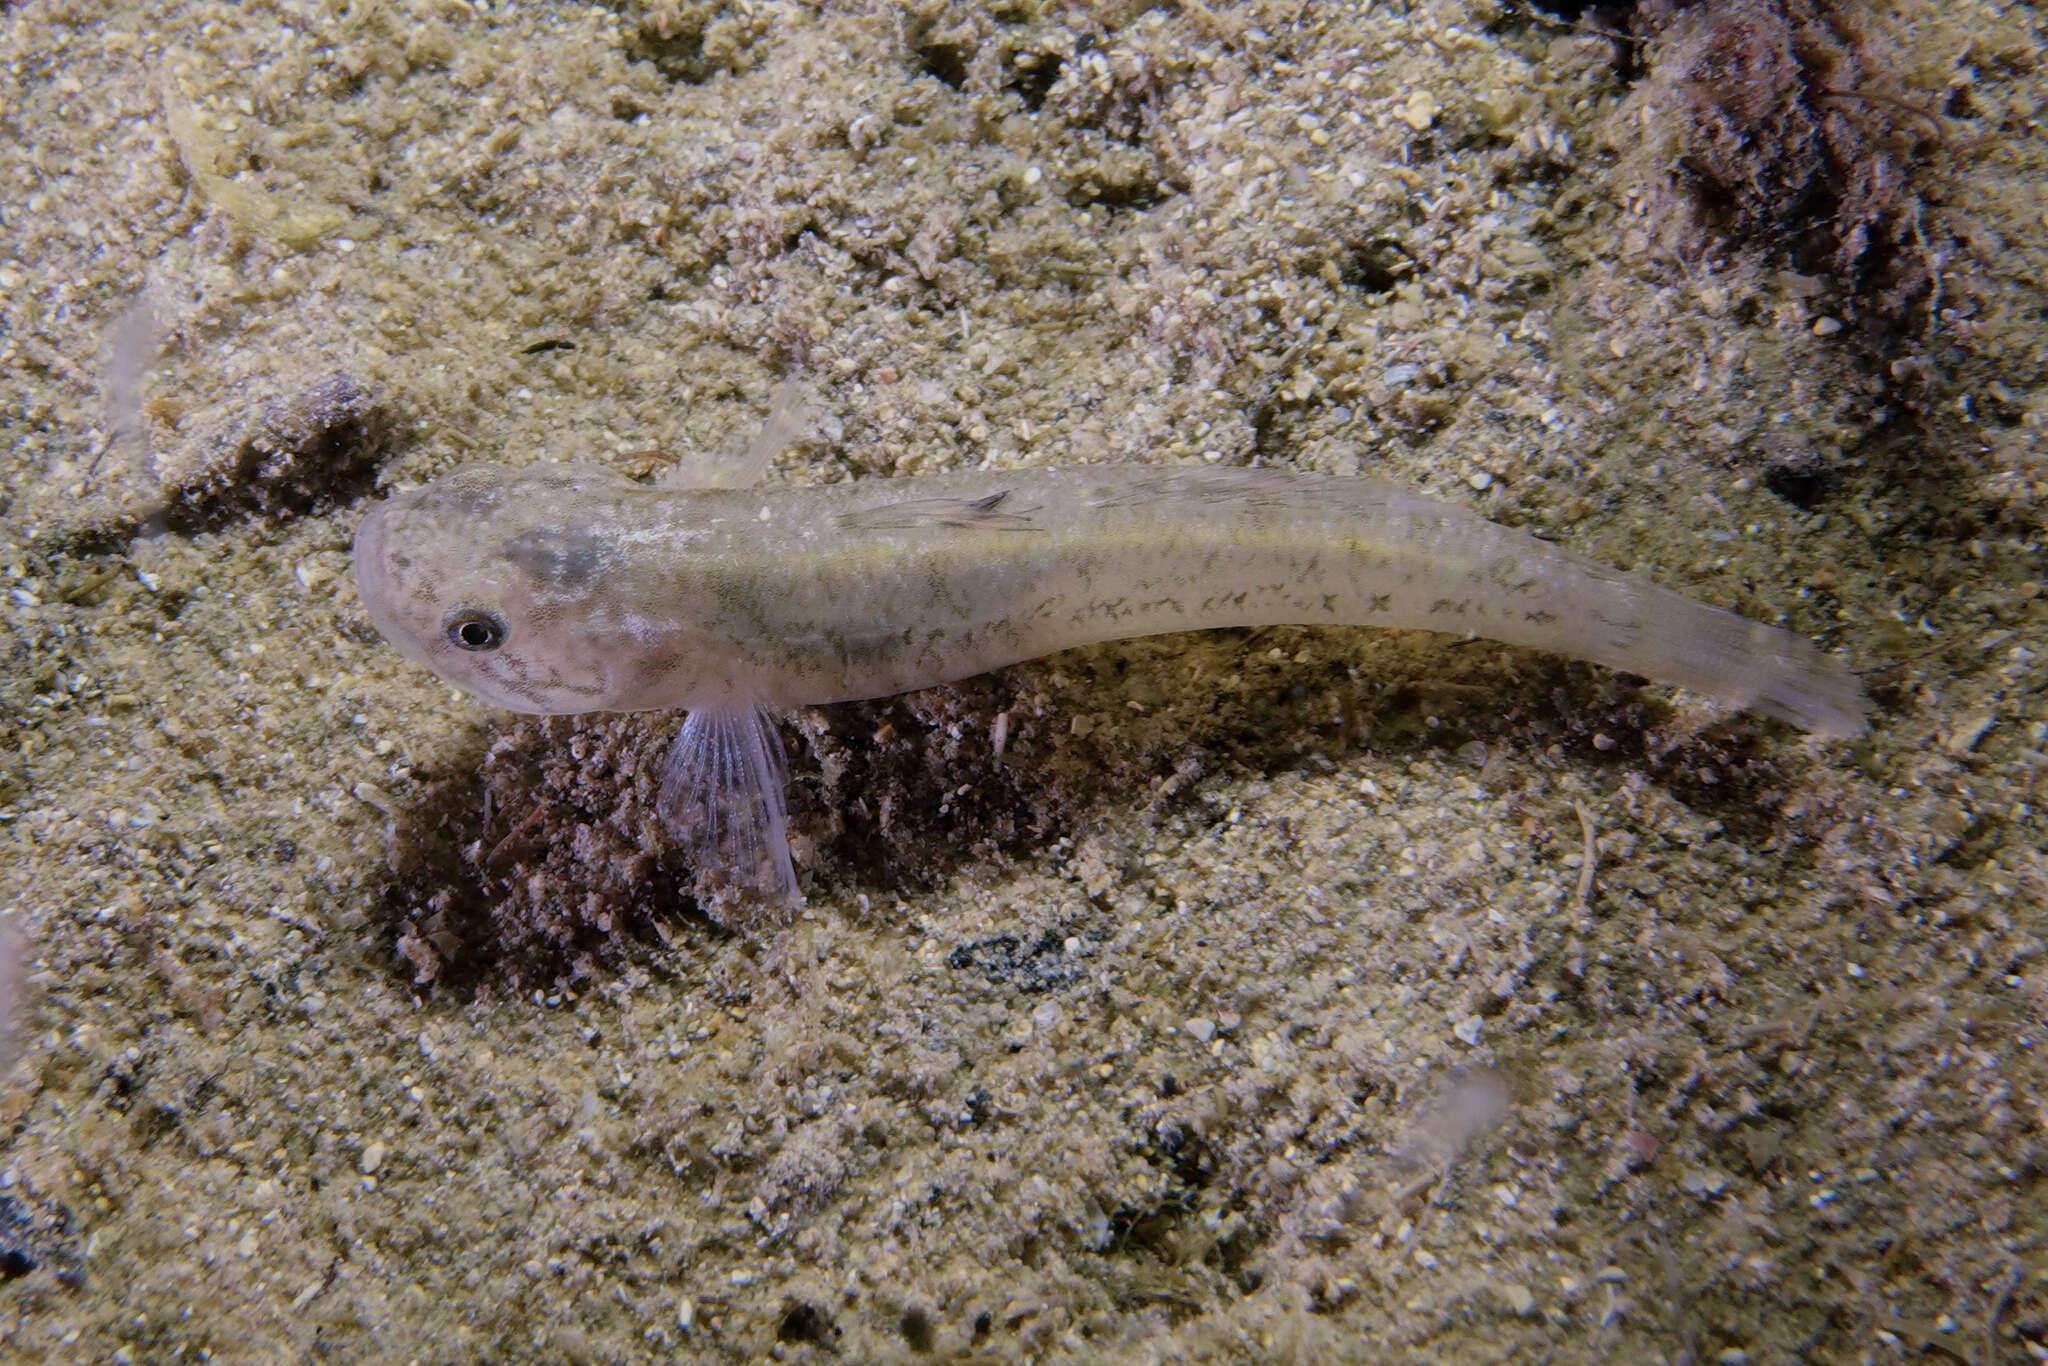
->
[1399,90,1439,130]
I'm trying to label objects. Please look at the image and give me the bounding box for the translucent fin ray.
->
[657,705,802,908]
[656,379,816,491]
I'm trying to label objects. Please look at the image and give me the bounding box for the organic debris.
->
[1615,0,1951,327]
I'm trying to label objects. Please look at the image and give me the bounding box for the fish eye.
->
[446,608,507,652]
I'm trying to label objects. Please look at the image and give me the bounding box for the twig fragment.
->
[1572,800,1598,911]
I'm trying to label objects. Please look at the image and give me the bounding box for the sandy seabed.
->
[3,0,2046,1361]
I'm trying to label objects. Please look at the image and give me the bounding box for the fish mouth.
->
[350,501,436,670]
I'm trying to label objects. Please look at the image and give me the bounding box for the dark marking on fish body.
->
[502,529,607,590]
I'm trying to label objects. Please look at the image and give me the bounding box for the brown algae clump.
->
[1613,0,1953,327]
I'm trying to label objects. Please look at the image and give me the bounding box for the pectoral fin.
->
[656,379,817,491]
[658,705,803,909]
